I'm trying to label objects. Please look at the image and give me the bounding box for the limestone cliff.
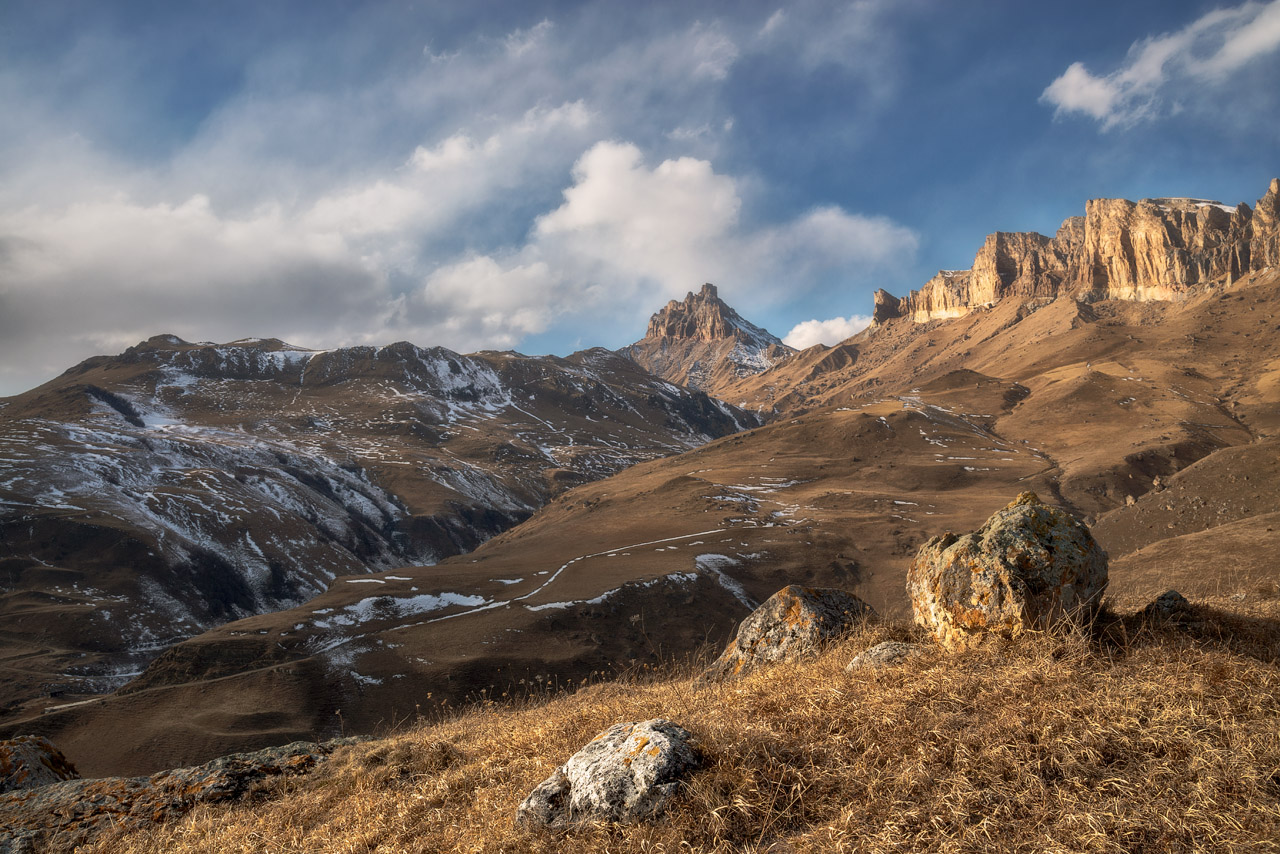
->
[875,178,1280,324]
[621,283,794,393]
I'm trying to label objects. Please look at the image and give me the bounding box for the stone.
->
[845,641,926,672]
[515,719,699,828]
[700,585,875,681]
[907,492,1108,649]
[1139,589,1199,626]
[0,739,346,853]
[0,737,79,795]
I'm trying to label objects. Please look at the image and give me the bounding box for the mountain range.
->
[2,178,1278,781]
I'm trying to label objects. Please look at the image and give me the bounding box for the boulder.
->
[0,737,79,795]
[846,641,927,672]
[515,719,699,828]
[907,492,1108,648]
[700,585,875,681]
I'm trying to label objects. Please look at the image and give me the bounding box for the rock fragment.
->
[907,492,1108,648]
[0,737,79,795]
[700,585,875,681]
[516,719,699,827]
[846,641,927,672]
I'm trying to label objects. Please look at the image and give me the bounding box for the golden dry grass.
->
[84,597,1280,854]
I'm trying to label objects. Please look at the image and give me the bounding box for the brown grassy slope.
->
[86,598,1280,854]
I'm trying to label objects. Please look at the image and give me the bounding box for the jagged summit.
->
[622,283,794,395]
[873,177,1280,325]
[644,283,782,349]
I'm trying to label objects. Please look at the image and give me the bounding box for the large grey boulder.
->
[907,492,1108,649]
[515,719,699,827]
[700,585,875,681]
[0,737,79,795]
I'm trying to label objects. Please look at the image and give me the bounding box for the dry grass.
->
[84,597,1280,854]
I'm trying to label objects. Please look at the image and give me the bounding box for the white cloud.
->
[784,315,872,350]
[0,8,913,394]
[1042,0,1280,128]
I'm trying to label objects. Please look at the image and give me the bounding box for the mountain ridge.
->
[873,178,1280,325]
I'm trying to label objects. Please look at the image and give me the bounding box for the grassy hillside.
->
[84,594,1280,853]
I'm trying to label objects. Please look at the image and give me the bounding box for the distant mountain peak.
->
[623,283,793,394]
[644,283,784,350]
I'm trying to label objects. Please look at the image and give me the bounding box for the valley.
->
[2,180,1279,784]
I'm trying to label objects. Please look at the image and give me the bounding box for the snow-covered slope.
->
[0,336,755,718]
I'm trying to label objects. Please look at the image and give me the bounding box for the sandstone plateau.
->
[874,178,1280,325]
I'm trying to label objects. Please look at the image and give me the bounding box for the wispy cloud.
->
[1042,0,1280,129]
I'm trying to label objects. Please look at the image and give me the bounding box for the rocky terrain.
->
[0,337,752,731]
[0,179,1276,839]
[872,178,1280,324]
[621,283,794,396]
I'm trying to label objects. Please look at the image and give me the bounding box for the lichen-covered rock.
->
[699,585,875,681]
[907,492,1108,648]
[846,641,927,672]
[0,737,79,795]
[515,719,699,828]
[0,740,348,853]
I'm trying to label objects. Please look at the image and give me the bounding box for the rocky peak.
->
[623,283,794,394]
[644,283,781,348]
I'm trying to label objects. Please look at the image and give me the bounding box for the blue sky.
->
[1,0,1278,395]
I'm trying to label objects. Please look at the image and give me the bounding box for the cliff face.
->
[877,178,1280,324]
[622,283,794,393]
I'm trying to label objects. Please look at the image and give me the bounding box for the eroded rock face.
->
[700,585,875,680]
[0,737,79,795]
[907,492,1108,648]
[0,740,345,853]
[1253,178,1280,271]
[515,719,699,828]
[845,641,926,672]
[875,178,1280,324]
[621,283,794,392]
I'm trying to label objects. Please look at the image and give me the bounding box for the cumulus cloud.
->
[0,8,914,394]
[783,315,872,350]
[1042,0,1280,128]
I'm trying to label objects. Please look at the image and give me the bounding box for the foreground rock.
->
[701,585,875,681]
[0,740,349,853]
[907,492,1108,649]
[516,719,699,828]
[846,641,927,672]
[0,737,79,795]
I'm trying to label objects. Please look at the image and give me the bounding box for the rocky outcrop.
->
[0,737,79,795]
[515,719,699,828]
[845,640,926,672]
[874,179,1280,324]
[1253,179,1280,271]
[0,740,346,853]
[700,585,875,680]
[621,283,794,393]
[907,493,1108,649]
